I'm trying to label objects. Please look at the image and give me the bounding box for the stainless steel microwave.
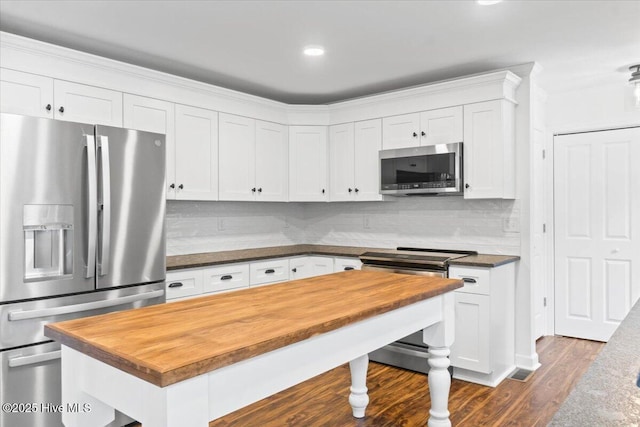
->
[379,143,463,196]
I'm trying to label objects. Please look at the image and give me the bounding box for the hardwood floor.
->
[208,336,603,427]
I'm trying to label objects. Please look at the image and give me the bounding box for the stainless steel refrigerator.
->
[0,113,167,427]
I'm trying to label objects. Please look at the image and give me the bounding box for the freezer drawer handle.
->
[8,350,61,368]
[8,290,165,321]
[385,344,429,359]
[168,282,183,288]
[462,277,477,284]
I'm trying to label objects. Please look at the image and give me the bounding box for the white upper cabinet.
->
[0,68,54,118]
[54,80,122,126]
[382,113,420,149]
[123,94,176,198]
[419,106,463,146]
[463,100,515,199]
[289,126,328,202]
[219,113,287,201]
[329,123,355,201]
[174,104,219,201]
[219,113,256,201]
[383,106,463,149]
[255,120,288,201]
[330,120,382,201]
[353,119,383,201]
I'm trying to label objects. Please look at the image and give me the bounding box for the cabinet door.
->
[289,126,328,201]
[0,68,53,118]
[290,256,315,280]
[419,106,463,146]
[329,123,355,201]
[123,94,176,198]
[255,120,288,201]
[353,119,383,201]
[382,113,419,149]
[219,113,256,201]
[463,100,513,199]
[175,105,219,200]
[450,292,491,373]
[54,80,122,126]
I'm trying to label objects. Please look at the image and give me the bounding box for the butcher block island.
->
[45,270,462,427]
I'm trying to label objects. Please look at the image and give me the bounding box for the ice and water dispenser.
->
[23,204,73,281]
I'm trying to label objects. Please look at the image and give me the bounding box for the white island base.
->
[60,294,455,427]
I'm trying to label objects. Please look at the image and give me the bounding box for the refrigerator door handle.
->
[8,350,61,368]
[86,134,98,279]
[98,135,111,277]
[7,290,165,321]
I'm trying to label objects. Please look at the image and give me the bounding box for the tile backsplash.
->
[166,197,521,256]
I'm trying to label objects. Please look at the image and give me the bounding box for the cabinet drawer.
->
[449,266,491,295]
[166,269,203,300]
[250,258,290,286]
[333,256,362,272]
[203,263,249,293]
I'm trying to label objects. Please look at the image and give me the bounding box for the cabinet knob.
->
[45,104,52,112]
[412,132,418,137]
[421,131,426,137]
[58,106,64,113]
[355,188,359,193]
[465,183,470,189]
[258,188,262,193]
[252,187,256,193]
[169,183,175,189]
[178,184,184,190]
[348,188,352,193]
[292,268,297,273]
[322,189,325,194]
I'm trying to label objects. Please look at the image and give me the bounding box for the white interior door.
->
[554,127,640,341]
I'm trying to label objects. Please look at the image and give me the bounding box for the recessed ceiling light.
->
[477,0,503,5]
[303,45,325,57]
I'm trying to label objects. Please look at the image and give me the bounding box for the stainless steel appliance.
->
[379,143,463,196]
[360,247,476,374]
[0,113,166,427]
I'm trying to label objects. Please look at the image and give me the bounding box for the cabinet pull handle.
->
[168,282,184,288]
[265,269,275,274]
[412,132,417,137]
[344,267,355,271]
[462,277,477,283]
[220,275,233,281]
[169,183,175,189]
[58,106,64,113]
[45,104,52,111]
[178,184,184,190]
[292,268,297,273]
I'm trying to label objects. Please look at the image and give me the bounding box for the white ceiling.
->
[1,0,639,104]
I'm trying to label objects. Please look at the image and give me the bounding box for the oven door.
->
[362,263,447,374]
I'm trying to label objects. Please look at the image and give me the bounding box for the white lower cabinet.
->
[202,263,249,293]
[249,258,290,287]
[166,269,204,301]
[333,257,362,272]
[449,263,515,387]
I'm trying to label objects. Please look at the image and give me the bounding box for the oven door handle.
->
[8,350,61,368]
[7,290,164,321]
[384,344,430,359]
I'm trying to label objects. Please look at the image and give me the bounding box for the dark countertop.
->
[167,245,519,270]
[549,300,640,426]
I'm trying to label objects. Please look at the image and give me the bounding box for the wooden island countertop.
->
[45,270,462,388]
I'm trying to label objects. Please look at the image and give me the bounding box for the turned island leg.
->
[348,354,370,418]
[423,293,455,427]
